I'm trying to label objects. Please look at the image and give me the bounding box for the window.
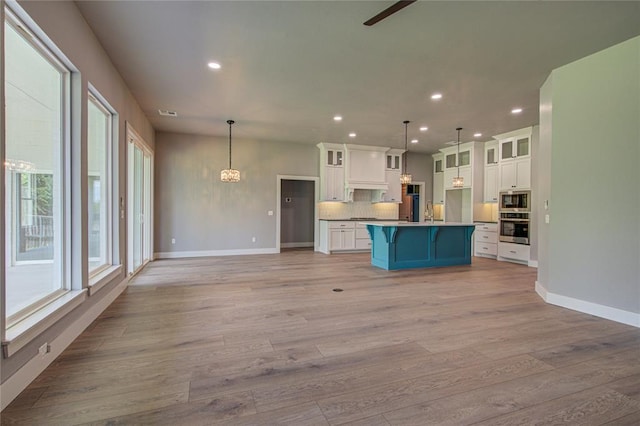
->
[87,91,114,276]
[4,10,70,324]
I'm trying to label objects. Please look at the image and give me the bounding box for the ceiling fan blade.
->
[363,0,417,26]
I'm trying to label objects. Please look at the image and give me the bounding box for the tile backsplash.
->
[318,190,399,220]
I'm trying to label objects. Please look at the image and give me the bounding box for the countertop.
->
[360,221,476,227]
[319,218,404,222]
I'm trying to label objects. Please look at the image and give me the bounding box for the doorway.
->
[126,124,153,276]
[275,175,319,253]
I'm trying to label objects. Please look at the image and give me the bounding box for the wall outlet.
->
[545,214,550,224]
[268,210,273,216]
[252,237,256,243]
[171,238,176,244]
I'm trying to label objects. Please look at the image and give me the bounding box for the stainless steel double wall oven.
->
[499,190,530,244]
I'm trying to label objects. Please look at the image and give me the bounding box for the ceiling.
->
[75,1,640,154]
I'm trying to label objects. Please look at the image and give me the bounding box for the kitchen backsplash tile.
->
[318,199,399,220]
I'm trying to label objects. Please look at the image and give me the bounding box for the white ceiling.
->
[75,1,640,154]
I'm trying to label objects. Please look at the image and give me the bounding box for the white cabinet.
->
[444,167,472,189]
[494,127,532,191]
[355,223,372,250]
[317,143,345,201]
[383,149,404,203]
[498,241,530,265]
[330,228,355,250]
[499,158,531,190]
[441,143,474,189]
[499,135,530,162]
[432,153,444,204]
[386,152,402,170]
[319,221,370,253]
[384,170,402,202]
[474,222,497,258]
[484,165,498,202]
[324,166,345,201]
[485,141,498,166]
[483,141,499,202]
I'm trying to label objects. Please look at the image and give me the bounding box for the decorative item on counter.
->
[453,127,464,188]
[221,119,240,182]
[400,120,412,184]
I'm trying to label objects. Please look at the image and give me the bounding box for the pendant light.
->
[220,119,240,182]
[400,120,412,184]
[452,127,464,188]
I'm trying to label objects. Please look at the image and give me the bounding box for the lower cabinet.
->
[498,242,530,265]
[474,223,497,258]
[355,224,372,249]
[319,221,371,254]
[330,227,355,251]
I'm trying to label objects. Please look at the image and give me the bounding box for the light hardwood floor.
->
[2,250,639,425]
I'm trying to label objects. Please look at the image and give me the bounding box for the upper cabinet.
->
[499,135,530,162]
[317,143,345,201]
[484,141,499,202]
[493,127,532,191]
[326,147,343,166]
[386,151,402,171]
[383,149,404,202]
[317,143,399,203]
[441,142,476,190]
[432,153,444,204]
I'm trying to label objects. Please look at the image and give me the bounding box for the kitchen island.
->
[362,222,475,270]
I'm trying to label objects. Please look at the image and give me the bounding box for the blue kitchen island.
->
[362,222,475,270]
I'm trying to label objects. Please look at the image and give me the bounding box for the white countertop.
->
[360,221,476,227]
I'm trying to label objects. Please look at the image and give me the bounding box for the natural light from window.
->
[4,14,69,323]
[88,93,112,275]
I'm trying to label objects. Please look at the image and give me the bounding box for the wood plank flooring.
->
[2,250,639,425]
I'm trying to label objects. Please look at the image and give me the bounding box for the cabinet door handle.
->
[510,250,517,254]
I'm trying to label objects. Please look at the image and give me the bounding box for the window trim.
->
[3,3,74,335]
[87,88,115,279]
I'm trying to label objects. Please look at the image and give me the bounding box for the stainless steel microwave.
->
[499,190,530,212]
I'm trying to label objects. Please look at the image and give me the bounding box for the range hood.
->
[345,184,388,203]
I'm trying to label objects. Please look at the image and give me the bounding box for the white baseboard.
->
[280,242,314,249]
[0,278,128,411]
[535,281,639,328]
[154,248,279,259]
[528,260,539,268]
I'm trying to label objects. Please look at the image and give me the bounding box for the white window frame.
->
[2,2,86,357]
[87,88,114,278]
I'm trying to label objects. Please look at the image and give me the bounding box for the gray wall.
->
[537,76,553,290]
[281,180,315,245]
[406,152,433,202]
[2,1,154,381]
[529,125,540,262]
[539,36,639,314]
[154,132,318,253]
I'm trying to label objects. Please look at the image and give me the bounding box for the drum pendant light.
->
[220,119,240,182]
[452,127,464,188]
[400,120,412,184]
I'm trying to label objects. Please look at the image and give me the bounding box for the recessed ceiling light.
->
[431,93,443,100]
[474,132,482,138]
[349,132,356,138]
[207,62,221,70]
[419,126,428,132]
[411,139,418,144]
[511,107,523,114]
[333,115,342,122]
